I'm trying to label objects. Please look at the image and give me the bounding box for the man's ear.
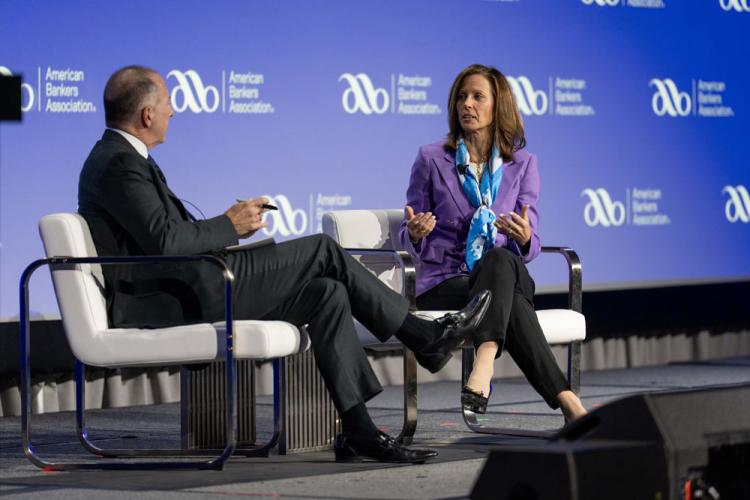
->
[140,106,153,127]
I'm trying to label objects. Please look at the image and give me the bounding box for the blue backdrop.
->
[1,0,748,318]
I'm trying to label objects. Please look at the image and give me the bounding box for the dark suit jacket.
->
[78,130,238,327]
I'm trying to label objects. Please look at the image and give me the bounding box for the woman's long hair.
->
[445,64,526,162]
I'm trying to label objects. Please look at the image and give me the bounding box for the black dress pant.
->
[206,234,410,413]
[417,247,568,409]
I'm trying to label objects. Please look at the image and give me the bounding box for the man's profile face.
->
[149,75,174,146]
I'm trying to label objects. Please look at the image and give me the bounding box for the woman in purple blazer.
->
[399,64,587,421]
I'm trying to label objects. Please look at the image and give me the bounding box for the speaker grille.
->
[279,349,340,454]
[181,360,256,449]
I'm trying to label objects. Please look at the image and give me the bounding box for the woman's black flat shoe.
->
[461,384,492,414]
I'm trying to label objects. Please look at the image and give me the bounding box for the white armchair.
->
[19,213,310,470]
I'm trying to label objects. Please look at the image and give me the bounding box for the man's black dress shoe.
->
[334,431,438,464]
[414,289,492,373]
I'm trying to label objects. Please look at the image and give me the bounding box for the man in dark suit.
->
[78,65,490,463]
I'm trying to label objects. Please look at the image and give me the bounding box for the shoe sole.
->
[462,404,487,415]
[334,449,436,464]
[425,352,453,374]
[421,291,492,373]
[335,457,431,464]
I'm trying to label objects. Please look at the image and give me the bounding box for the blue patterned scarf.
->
[455,138,503,272]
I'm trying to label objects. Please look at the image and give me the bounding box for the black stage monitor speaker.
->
[472,440,669,500]
[0,75,22,121]
[472,383,750,500]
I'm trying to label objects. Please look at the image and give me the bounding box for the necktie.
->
[146,156,196,222]
[147,156,167,184]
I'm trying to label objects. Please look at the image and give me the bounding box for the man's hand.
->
[405,205,436,244]
[225,196,270,238]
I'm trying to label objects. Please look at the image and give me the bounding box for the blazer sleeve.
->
[399,146,433,259]
[100,153,238,255]
[507,153,541,263]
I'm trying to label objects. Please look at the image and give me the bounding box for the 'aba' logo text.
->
[723,185,750,223]
[581,188,626,227]
[719,0,750,12]
[581,0,620,6]
[506,76,547,116]
[261,195,308,236]
[649,78,691,117]
[339,73,389,115]
[167,70,220,113]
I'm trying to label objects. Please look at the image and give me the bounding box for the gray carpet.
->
[2,357,749,499]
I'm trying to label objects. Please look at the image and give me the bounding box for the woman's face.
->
[457,74,494,135]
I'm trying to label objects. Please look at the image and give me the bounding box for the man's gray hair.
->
[103,65,160,128]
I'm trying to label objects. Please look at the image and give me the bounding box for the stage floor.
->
[2,357,749,499]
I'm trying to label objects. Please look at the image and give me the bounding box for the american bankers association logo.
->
[723,185,750,223]
[339,73,389,115]
[506,76,548,116]
[582,187,671,227]
[649,79,691,117]
[506,75,595,117]
[581,188,625,227]
[338,72,441,116]
[649,77,735,118]
[720,0,750,12]
[167,69,220,113]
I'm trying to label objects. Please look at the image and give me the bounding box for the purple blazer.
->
[398,141,541,296]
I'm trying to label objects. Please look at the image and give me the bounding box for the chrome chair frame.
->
[345,248,419,445]
[73,359,284,459]
[19,254,279,470]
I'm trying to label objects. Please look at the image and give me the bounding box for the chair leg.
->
[19,276,49,471]
[396,349,418,445]
[73,360,280,459]
[70,353,234,468]
[21,342,234,469]
[460,347,553,438]
[19,264,237,469]
[277,357,291,455]
[234,358,282,457]
[74,362,219,459]
[568,341,582,396]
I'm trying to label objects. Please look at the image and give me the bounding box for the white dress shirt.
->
[108,128,148,159]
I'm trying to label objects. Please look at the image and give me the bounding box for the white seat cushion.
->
[88,323,219,368]
[536,309,586,344]
[215,320,310,359]
[355,309,584,350]
[78,321,308,369]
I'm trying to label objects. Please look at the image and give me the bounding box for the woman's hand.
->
[405,205,436,243]
[495,205,531,247]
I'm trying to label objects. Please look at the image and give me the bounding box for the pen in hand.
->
[236,199,278,210]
